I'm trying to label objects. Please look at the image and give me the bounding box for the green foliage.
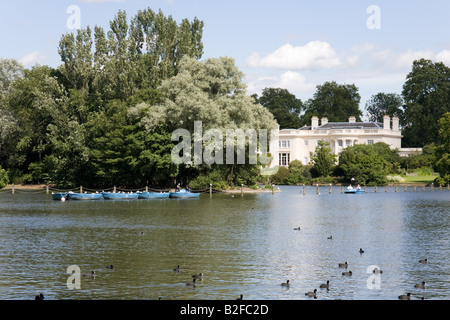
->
[22,162,50,184]
[303,81,362,125]
[0,165,8,188]
[434,112,450,180]
[402,59,450,147]
[188,168,228,190]
[310,140,337,177]
[269,166,289,185]
[255,87,304,129]
[267,160,312,185]
[365,92,404,124]
[338,143,392,185]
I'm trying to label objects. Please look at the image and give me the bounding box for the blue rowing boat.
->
[138,192,170,199]
[169,189,200,198]
[52,192,68,200]
[67,192,103,200]
[102,191,140,200]
[344,188,365,194]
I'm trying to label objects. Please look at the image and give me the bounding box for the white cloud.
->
[243,41,450,104]
[246,71,316,97]
[435,49,450,65]
[245,41,342,70]
[19,51,48,67]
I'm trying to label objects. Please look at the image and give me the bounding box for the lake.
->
[0,186,448,300]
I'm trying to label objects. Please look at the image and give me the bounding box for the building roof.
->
[297,121,383,131]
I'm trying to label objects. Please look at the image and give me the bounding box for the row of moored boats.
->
[52,189,199,201]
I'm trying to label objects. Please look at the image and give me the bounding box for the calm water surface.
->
[0,186,448,300]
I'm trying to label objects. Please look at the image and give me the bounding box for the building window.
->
[304,157,309,165]
[279,153,290,166]
[338,140,343,147]
[304,140,308,146]
[346,140,351,147]
[279,140,290,148]
[368,140,374,145]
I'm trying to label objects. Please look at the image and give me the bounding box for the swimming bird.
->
[373,267,383,274]
[419,259,428,264]
[293,227,301,231]
[106,265,114,269]
[359,248,364,254]
[135,231,144,235]
[281,280,290,287]
[35,293,44,300]
[342,271,353,276]
[192,273,204,279]
[82,271,96,278]
[398,293,411,300]
[236,294,243,300]
[319,280,330,289]
[186,279,196,286]
[305,289,317,298]
[414,281,426,289]
[338,261,349,268]
[173,265,181,272]
[327,236,333,239]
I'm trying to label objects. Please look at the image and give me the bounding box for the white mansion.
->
[269,115,419,167]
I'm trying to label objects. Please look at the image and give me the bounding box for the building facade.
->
[271,115,404,167]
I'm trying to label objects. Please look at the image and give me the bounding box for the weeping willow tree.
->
[137,56,278,186]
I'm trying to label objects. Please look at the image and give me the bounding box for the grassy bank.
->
[400,175,437,184]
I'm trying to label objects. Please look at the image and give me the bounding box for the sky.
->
[1,0,450,118]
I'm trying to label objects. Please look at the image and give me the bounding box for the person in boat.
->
[347,184,353,190]
[176,183,180,192]
[356,184,361,191]
[186,185,191,192]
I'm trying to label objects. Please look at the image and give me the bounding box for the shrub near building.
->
[337,143,392,186]
[0,165,8,188]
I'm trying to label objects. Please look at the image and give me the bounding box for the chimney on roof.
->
[349,116,356,123]
[311,116,319,129]
[321,117,328,126]
[383,115,391,130]
[392,116,399,131]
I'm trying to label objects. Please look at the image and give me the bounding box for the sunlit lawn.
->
[401,175,437,184]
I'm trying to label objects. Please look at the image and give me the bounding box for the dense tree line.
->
[0,8,449,188]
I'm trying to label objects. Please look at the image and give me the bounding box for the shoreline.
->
[1,182,442,193]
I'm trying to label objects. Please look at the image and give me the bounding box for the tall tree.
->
[303,81,362,124]
[140,56,278,185]
[402,59,450,147]
[255,87,303,129]
[0,59,24,171]
[58,8,204,103]
[434,112,450,185]
[309,140,336,177]
[365,92,405,124]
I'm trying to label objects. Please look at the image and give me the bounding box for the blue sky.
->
[1,0,450,116]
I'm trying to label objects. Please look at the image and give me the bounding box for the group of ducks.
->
[293,227,431,300]
[173,265,244,300]
[278,259,357,299]
[279,257,428,300]
[173,265,204,287]
[398,259,428,300]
